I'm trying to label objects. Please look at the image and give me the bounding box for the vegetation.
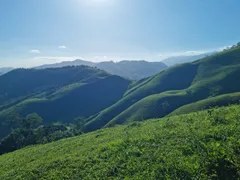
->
[84,45,240,132]
[170,92,240,116]
[0,105,240,179]
[0,113,82,155]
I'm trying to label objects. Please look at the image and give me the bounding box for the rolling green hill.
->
[0,66,108,108]
[0,104,240,179]
[169,92,240,116]
[83,46,240,132]
[0,66,131,139]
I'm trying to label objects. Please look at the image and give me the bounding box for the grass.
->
[170,92,240,116]
[0,104,240,179]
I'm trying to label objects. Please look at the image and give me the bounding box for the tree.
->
[5,113,22,130]
[73,116,85,129]
[237,42,240,46]
[162,101,170,112]
[22,113,43,129]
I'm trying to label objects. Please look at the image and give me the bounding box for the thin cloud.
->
[34,56,84,63]
[30,49,40,54]
[58,45,67,49]
[158,45,232,59]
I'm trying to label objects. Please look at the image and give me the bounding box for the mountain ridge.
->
[35,60,167,80]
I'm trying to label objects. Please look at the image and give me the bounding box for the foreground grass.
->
[1,105,240,179]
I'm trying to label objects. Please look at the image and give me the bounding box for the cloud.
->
[58,45,67,49]
[34,56,84,63]
[158,50,207,59]
[217,45,232,51]
[157,45,233,60]
[30,49,40,54]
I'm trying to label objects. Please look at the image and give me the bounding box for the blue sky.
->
[0,0,240,67]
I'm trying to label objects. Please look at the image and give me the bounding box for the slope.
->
[0,104,240,179]
[84,46,240,131]
[169,92,240,116]
[0,67,14,76]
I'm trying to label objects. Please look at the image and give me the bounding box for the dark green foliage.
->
[0,124,81,155]
[0,128,34,155]
[22,113,43,129]
[0,105,240,179]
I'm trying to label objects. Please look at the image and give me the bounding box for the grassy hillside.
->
[170,92,240,116]
[0,104,240,179]
[0,66,131,139]
[84,46,240,131]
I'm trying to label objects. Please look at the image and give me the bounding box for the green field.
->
[0,104,240,179]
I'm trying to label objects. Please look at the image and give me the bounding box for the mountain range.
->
[35,60,167,80]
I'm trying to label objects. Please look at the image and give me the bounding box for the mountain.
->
[0,66,131,139]
[161,52,215,66]
[83,46,240,132]
[0,67,14,76]
[1,104,240,179]
[35,60,167,80]
[36,59,95,69]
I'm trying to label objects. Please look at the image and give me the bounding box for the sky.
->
[0,0,240,67]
